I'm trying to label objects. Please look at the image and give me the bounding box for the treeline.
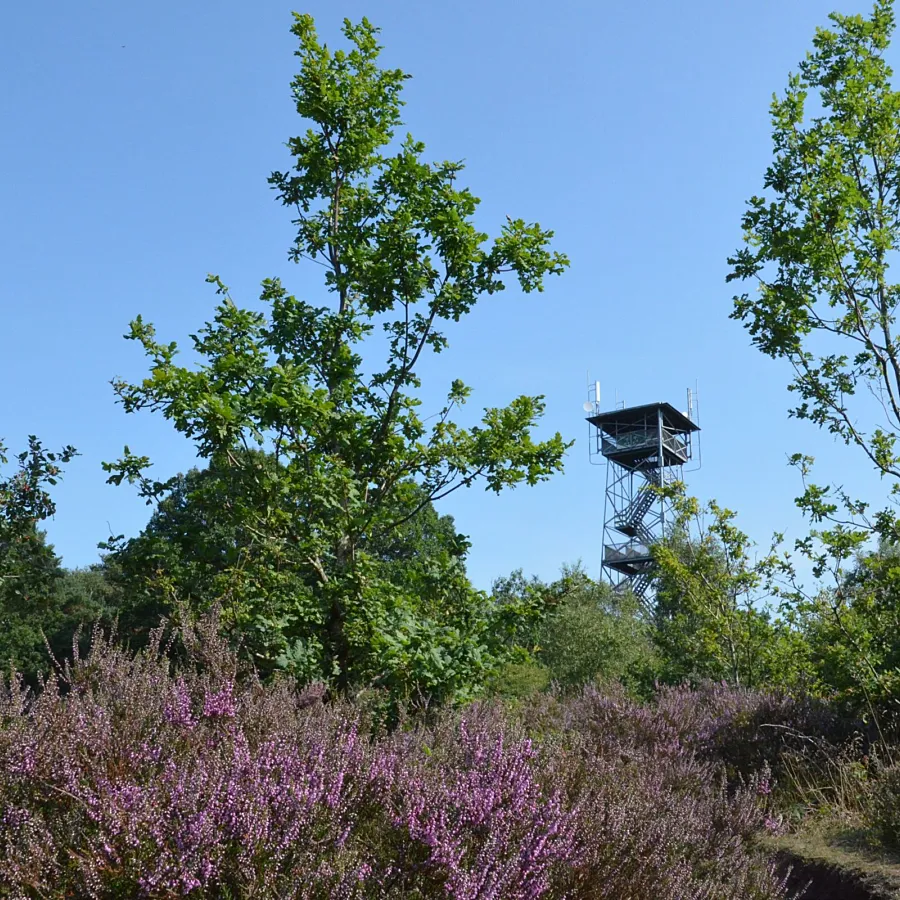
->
[4,435,899,727]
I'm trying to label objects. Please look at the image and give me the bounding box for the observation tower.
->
[586,388,700,607]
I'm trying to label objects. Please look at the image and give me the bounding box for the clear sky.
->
[1,0,889,590]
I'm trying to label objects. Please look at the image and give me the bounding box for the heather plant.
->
[0,617,380,897]
[653,681,847,783]
[523,687,791,898]
[0,614,792,899]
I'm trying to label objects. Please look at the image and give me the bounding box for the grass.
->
[763,823,900,899]
[753,727,900,896]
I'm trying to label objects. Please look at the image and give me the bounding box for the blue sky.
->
[1,0,888,590]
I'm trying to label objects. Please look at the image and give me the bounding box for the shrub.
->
[870,763,900,850]
[537,579,656,692]
[529,687,788,898]
[0,615,791,899]
[654,682,846,782]
[488,659,551,699]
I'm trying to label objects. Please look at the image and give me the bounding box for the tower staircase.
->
[614,469,660,541]
[629,572,654,603]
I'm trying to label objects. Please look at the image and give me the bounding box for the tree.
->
[363,479,470,590]
[727,0,900,705]
[779,523,900,713]
[0,436,77,679]
[830,539,900,712]
[651,486,802,688]
[487,565,656,697]
[104,15,570,701]
[105,459,469,648]
[537,566,655,692]
[729,0,900,485]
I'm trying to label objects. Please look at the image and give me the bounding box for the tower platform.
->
[587,402,699,470]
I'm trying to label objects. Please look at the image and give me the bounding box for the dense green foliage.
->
[104,460,468,648]
[651,486,811,690]
[0,438,83,680]
[97,15,569,704]
[539,571,654,690]
[784,538,900,713]
[488,565,656,697]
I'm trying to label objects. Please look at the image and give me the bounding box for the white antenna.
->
[585,373,604,466]
[684,381,702,473]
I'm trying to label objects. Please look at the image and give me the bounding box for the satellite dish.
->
[583,402,594,413]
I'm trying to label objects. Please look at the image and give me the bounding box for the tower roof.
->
[586,401,700,436]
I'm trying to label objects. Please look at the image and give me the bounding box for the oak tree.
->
[105,15,570,701]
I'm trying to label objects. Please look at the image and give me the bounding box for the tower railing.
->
[601,430,687,461]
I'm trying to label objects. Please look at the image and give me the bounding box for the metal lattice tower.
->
[586,398,700,608]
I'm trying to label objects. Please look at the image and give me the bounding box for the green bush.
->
[488,659,551,699]
[870,763,900,850]
[538,574,656,693]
